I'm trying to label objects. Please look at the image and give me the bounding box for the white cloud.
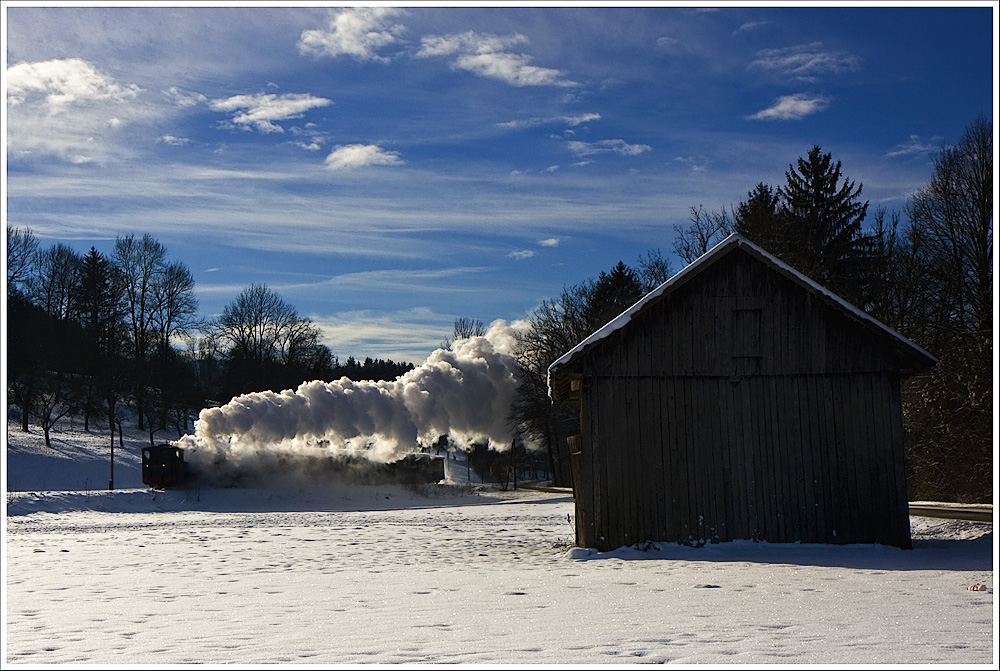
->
[210,93,332,133]
[6,57,139,108]
[674,156,709,173]
[538,238,560,247]
[733,21,770,36]
[655,36,681,52]
[6,58,145,164]
[158,135,191,146]
[885,134,941,158]
[163,86,207,108]
[298,7,405,63]
[497,112,600,130]
[749,42,861,81]
[508,250,535,260]
[417,30,577,87]
[416,31,527,58]
[324,144,404,170]
[562,114,599,126]
[567,139,652,157]
[747,94,830,121]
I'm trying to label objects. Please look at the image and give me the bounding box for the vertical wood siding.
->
[569,249,913,550]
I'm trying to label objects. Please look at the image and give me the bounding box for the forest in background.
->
[6,116,992,502]
[509,116,992,503]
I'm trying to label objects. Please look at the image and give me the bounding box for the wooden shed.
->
[548,234,935,551]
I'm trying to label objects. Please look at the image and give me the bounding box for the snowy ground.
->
[4,417,996,665]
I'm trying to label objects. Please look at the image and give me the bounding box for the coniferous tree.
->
[733,183,786,257]
[71,248,123,431]
[585,261,644,330]
[778,145,872,304]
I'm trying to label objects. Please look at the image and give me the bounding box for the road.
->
[520,483,993,524]
[908,503,993,523]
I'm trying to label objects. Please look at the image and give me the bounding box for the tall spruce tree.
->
[778,145,872,304]
[71,247,125,433]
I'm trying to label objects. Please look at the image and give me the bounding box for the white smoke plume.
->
[177,319,530,486]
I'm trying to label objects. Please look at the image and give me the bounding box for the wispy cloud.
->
[885,134,942,158]
[324,144,404,170]
[311,307,456,363]
[158,135,191,146]
[749,42,861,81]
[508,249,535,260]
[210,93,332,133]
[162,86,207,108]
[567,139,651,157]
[298,7,405,63]
[674,156,709,173]
[732,21,770,36]
[417,30,577,87]
[655,36,680,51]
[538,237,560,247]
[497,112,601,130]
[747,93,830,121]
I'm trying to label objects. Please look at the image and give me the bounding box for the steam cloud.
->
[177,319,529,486]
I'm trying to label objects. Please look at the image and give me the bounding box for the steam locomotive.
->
[141,444,189,489]
[141,443,445,489]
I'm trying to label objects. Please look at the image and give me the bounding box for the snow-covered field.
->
[4,417,996,665]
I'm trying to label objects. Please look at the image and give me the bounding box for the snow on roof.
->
[548,233,936,388]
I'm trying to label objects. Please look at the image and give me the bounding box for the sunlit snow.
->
[4,416,994,665]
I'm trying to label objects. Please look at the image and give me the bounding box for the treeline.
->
[509,115,992,502]
[5,235,413,447]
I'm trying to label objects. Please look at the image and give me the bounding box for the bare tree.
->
[636,247,674,291]
[453,317,486,340]
[672,205,732,264]
[32,242,81,320]
[150,260,199,356]
[900,115,993,503]
[114,233,167,362]
[32,371,80,448]
[7,226,39,297]
[865,208,936,339]
[216,283,327,393]
[113,233,167,428]
[217,283,296,363]
[905,114,992,340]
[442,317,486,349]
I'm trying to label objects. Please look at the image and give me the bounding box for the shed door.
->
[732,307,761,376]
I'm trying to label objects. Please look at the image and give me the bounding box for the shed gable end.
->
[577,247,905,379]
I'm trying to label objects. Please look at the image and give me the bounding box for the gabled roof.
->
[548,233,936,388]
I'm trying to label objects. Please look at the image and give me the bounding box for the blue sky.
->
[4,2,996,364]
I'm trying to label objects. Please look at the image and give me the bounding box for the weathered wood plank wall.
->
[569,249,913,551]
